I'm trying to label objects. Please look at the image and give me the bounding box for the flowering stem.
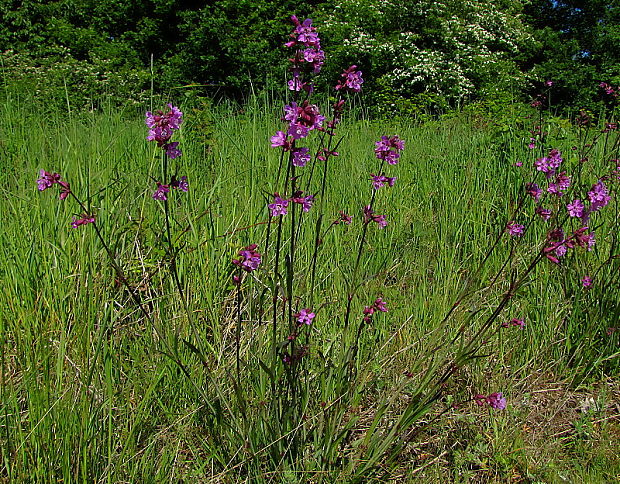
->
[161,153,194,342]
[288,163,297,331]
[235,268,243,384]
[344,190,377,328]
[272,216,284,371]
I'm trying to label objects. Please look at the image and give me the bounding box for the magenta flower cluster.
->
[145,104,183,158]
[271,101,325,148]
[232,244,262,273]
[363,297,388,323]
[295,308,315,325]
[534,148,563,176]
[599,82,619,97]
[375,135,405,165]
[474,392,507,410]
[363,205,387,228]
[152,176,188,201]
[285,16,324,91]
[335,65,364,93]
[268,192,314,216]
[505,221,524,237]
[371,173,396,190]
[562,180,610,223]
[37,169,71,201]
[544,226,596,264]
[71,214,95,228]
[501,318,525,329]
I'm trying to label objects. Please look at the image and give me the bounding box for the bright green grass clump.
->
[0,95,618,482]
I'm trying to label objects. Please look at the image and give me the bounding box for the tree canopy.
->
[1,0,618,113]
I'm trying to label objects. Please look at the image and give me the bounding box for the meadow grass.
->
[0,92,619,482]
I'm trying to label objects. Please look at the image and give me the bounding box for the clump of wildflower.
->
[37,170,61,191]
[588,180,611,212]
[567,199,584,218]
[335,65,364,93]
[291,191,314,212]
[295,308,315,325]
[363,205,387,228]
[268,194,289,216]
[544,226,595,263]
[535,148,563,176]
[363,297,388,323]
[334,210,352,225]
[582,276,592,288]
[525,182,542,201]
[292,147,310,167]
[37,170,72,200]
[547,172,571,196]
[501,318,525,329]
[71,214,95,228]
[474,392,507,410]
[370,173,397,190]
[285,16,324,89]
[145,104,183,157]
[152,182,170,201]
[506,221,524,237]
[375,135,405,165]
[171,175,189,192]
[535,207,552,221]
[284,101,324,135]
[232,244,262,273]
[571,226,596,250]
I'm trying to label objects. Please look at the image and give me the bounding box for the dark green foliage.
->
[524,0,620,113]
[1,0,620,113]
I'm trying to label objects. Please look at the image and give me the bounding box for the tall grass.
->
[0,89,618,481]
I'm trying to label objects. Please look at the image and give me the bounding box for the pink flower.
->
[375,135,405,165]
[362,298,388,323]
[474,393,506,410]
[335,65,364,93]
[71,214,95,228]
[295,308,315,325]
[232,244,262,273]
[502,318,525,329]
[291,191,314,212]
[271,131,290,150]
[535,207,552,221]
[567,199,584,218]
[487,392,507,410]
[268,194,289,216]
[152,182,170,201]
[588,180,611,212]
[506,221,524,237]
[363,205,388,228]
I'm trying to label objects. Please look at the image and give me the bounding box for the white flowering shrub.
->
[322,0,532,113]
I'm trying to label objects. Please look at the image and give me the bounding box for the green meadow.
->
[0,93,619,482]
